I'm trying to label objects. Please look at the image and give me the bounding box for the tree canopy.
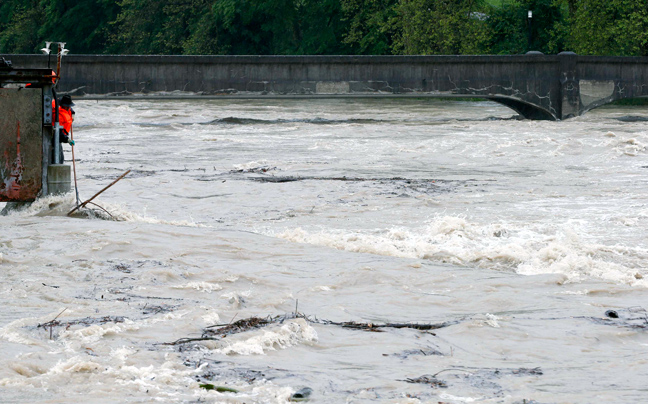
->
[1,0,646,56]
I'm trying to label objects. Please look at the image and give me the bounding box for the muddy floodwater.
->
[1,98,648,403]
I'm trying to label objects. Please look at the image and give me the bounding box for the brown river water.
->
[1,98,647,403]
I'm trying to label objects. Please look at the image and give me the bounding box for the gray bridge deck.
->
[5,54,648,120]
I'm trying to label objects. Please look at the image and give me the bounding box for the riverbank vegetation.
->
[1,0,647,56]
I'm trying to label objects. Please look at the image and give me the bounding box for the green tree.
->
[38,0,119,54]
[183,4,223,55]
[487,0,567,55]
[296,0,352,54]
[199,0,350,55]
[566,0,648,56]
[486,1,528,54]
[209,0,301,54]
[0,0,46,53]
[108,0,169,54]
[394,0,491,55]
[109,0,221,55]
[341,0,399,54]
[0,0,118,54]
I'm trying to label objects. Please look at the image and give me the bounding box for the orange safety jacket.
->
[51,100,73,134]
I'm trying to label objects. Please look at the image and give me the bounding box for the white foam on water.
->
[2,193,207,228]
[58,319,140,343]
[273,216,648,286]
[438,393,483,403]
[205,319,318,355]
[607,136,647,156]
[172,281,223,293]
[201,309,221,326]
[220,290,252,309]
[0,318,44,346]
[81,201,208,227]
[484,313,502,328]
[311,285,334,292]
[233,160,270,170]
[1,194,76,217]
[557,289,589,295]
[193,381,295,404]
[0,352,200,400]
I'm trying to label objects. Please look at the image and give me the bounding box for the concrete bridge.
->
[5,53,648,120]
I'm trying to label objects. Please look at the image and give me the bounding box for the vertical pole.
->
[53,90,60,164]
[527,10,533,52]
[53,123,61,164]
[42,85,54,196]
[56,43,62,80]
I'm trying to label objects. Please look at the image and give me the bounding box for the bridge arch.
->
[579,93,648,116]
[488,96,557,121]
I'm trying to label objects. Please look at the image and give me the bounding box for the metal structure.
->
[0,59,58,202]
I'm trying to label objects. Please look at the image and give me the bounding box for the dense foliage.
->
[1,0,647,56]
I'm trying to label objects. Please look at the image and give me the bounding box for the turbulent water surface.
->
[1,98,647,403]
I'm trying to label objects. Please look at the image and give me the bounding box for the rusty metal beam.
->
[0,69,56,84]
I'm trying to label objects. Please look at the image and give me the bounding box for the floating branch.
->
[163,313,457,346]
[317,319,458,332]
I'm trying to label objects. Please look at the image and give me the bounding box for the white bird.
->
[60,49,69,56]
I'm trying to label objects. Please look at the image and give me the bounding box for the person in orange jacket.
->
[52,94,75,162]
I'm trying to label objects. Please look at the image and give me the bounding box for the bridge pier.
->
[559,52,580,120]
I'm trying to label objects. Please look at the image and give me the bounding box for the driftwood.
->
[38,315,126,330]
[163,313,455,345]
[204,316,273,335]
[403,375,448,388]
[318,320,457,332]
[38,313,125,340]
[68,170,130,216]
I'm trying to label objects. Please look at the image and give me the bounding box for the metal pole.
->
[52,89,60,164]
[53,123,61,164]
[528,10,533,51]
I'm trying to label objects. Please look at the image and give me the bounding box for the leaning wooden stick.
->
[67,169,131,216]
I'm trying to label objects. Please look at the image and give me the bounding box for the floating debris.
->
[166,313,457,345]
[403,375,448,388]
[290,387,313,402]
[391,347,444,359]
[511,367,543,376]
[198,384,239,393]
[588,307,648,329]
[204,316,274,337]
[319,319,457,332]
[37,315,126,330]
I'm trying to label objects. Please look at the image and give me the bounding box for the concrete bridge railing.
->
[4,54,648,120]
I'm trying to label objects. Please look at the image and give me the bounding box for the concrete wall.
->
[0,88,43,202]
[4,54,648,120]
